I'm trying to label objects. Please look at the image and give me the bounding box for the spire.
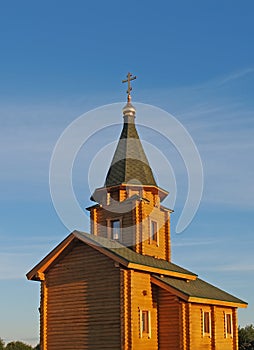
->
[104,73,157,188]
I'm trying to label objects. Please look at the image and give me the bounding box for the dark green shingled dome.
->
[104,102,157,187]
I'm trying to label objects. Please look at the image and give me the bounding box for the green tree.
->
[239,324,254,350]
[5,341,33,350]
[33,345,40,350]
[0,338,5,350]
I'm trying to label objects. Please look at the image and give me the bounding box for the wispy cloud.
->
[172,238,220,247]
[218,263,254,272]
[217,68,254,86]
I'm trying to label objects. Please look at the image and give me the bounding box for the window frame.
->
[225,312,233,338]
[149,219,159,246]
[202,311,211,337]
[140,309,151,338]
[107,218,122,241]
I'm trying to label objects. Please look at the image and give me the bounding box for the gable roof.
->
[26,231,247,308]
[152,275,247,308]
[26,230,196,281]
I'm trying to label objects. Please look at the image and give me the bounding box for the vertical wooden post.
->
[187,303,192,350]
[136,201,143,254]
[134,202,140,253]
[90,208,98,236]
[180,301,187,350]
[120,269,128,350]
[128,270,133,350]
[211,305,216,350]
[165,211,171,262]
[233,308,238,350]
[40,276,47,350]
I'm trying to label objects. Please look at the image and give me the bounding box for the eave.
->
[26,233,75,281]
[151,276,248,308]
[126,262,195,280]
[91,183,169,203]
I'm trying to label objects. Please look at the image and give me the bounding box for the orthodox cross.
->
[122,72,137,102]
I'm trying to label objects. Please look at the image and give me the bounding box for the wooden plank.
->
[157,287,180,350]
[44,241,121,350]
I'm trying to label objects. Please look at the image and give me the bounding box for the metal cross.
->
[122,72,137,102]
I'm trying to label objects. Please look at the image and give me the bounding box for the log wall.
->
[139,199,170,261]
[92,201,136,248]
[127,271,158,349]
[186,303,235,350]
[91,188,171,262]
[44,240,121,350]
[213,306,235,350]
[157,288,181,350]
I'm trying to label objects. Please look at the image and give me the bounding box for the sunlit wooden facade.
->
[27,98,247,350]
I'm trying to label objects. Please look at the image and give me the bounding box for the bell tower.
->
[87,73,172,261]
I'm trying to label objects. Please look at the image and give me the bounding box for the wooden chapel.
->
[27,73,247,350]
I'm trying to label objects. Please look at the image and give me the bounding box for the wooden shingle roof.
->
[74,231,196,278]
[27,231,247,307]
[104,117,157,187]
[152,275,247,307]
[27,230,196,281]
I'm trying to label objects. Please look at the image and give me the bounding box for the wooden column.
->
[129,270,133,350]
[120,269,129,350]
[40,277,47,350]
[187,303,192,350]
[136,202,143,254]
[180,301,187,350]
[90,208,98,235]
[233,308,238,350]
[211,305,216,350]
[165,211,171,262]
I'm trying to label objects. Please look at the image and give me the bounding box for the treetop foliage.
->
[239,324,254,350]
[0,339,39,350]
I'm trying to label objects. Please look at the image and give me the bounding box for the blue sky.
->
[0,0,254,346]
